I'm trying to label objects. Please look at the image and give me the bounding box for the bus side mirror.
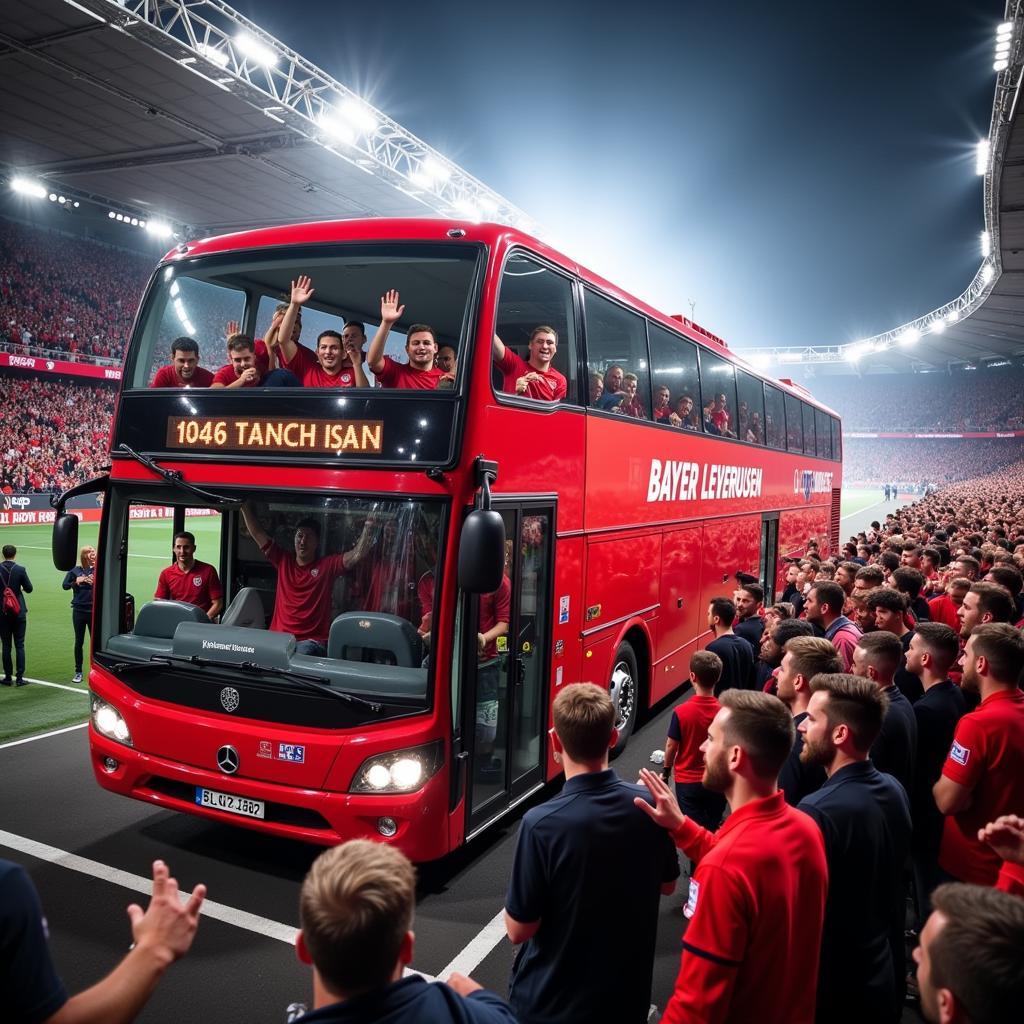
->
[458,509,505,594]
[52,512,79,572]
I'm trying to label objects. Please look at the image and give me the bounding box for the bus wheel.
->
[609,642,638,757]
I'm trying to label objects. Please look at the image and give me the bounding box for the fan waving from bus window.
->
[273,276,369,388]
[240,502,375,656]
[492,326,567,401]
[367,289,451,390]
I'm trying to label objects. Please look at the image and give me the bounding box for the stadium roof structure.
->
[739,5,1024,376]
[0,0,533,237]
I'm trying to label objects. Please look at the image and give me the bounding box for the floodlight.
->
[454,198,482,221]
[946,310,960,324]
[197,43,230,68]
[11,177,47,199]
[48,193,57,201]
[998,21,1014,35]
[981,230,991,257]
[146,221,173,239]
[235,34,277,67]
[108,211,116,218]
[898,328,920,346]
[994,59,1010,72]
[340,97,379,133]
[115,213,124,221]
[996,39,1011,54]
[976,139,990,174]
[58,196,67,204]
[421,156,451,182]
[72,201,79,208]
[317,112,355,144]
[981,263,995,283]
[930,318,946,335]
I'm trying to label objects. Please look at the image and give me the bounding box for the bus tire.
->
[608,641,638,758]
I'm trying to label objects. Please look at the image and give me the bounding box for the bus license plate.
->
[195,787,265,819]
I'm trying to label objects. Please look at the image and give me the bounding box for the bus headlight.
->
[91,694,133,747]
[351,741,443,794]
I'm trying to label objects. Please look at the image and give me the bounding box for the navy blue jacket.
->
[869,685,918,797]
[296,976,516,1023]
[62,566,94,612]
[799,760,912,1024]
[0,561,32,619]
[707,633,755,694]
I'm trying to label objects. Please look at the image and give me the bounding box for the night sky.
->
[236,0,1004,351]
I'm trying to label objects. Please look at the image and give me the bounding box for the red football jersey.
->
[281,343,360,388]
[154,560,223,612]
[374,355,445,390]
[151,364,214,388]
[496,348,567,401]
[667,695,720,783]
[261,541,348,645]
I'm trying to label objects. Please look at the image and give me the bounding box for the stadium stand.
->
[842,437,1024,487]
[0,218,150,364]
[0,376,115,493]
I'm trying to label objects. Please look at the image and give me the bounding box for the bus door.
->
[461,503,553,835]
[759,513,780,605]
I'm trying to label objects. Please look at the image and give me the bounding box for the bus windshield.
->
[128,242,479,391]
[98,488,444,718]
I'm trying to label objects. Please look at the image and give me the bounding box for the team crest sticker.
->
[949,741,970,767]
[193,576,203,587]
[310,567,320,578]
[684,878,700,919]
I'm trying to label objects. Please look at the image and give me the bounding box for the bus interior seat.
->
[327,612,423,668]
[220,587,268,629]
[134,600,211,637]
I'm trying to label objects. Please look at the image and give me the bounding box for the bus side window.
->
[698,350,738,438]
[802,402,817,456]
[736,369,765,445]
[584,290,651,418]
[648,323,701,429]
[785,393,804,452]
[493,254,577,403]
[764,384,786,449]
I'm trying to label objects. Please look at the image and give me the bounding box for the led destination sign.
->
[167,416,383,455]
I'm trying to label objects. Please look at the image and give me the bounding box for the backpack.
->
[0,564,20,618]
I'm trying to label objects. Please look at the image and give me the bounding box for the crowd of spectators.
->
[0,377,115,493]
[0,218,151,363]
[804,367,1024,433]
[842,437,1024,486]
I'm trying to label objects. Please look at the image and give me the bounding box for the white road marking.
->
[0,722,88,750]
[0,826,436,979]
[438,907,508,978]
[840,498,888,522]
[16,544,167,559]
[22,676,89,694]
[0,828,298,944]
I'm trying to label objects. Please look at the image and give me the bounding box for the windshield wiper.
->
[116,444,241,507]
[111,654,382,712]
[237,661,383,713]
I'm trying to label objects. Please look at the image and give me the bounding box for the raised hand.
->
[978,814,1024,866]
[225,320,240,339]
[290,275,315,306]
[380,289,405,323]
[128,860,206,963]
[633,767,685,832]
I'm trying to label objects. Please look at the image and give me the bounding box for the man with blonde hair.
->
[503,683,678,1024]
[296,839,514,1022]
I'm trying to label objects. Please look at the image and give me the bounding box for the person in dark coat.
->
[0,544,33,687]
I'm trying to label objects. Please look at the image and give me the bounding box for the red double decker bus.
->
[53,218,841,859]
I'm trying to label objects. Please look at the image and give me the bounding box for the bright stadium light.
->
[976,139,990,175]
[981,230,991,257]
[422,156,451,182]
[235,34,278,67]
[930,318,946,335]
[146,221,173,239]
[946,309,960,324]
[898,327,921,346]
[108,210,116,218]
[995,59,1010,72]
[454,198,482,221]
[317,111,355,144]
[11,177,47,199]
[340,97,379,133]
[998,21,1014,36]
[981,263,995,283]
[197,43,230,68]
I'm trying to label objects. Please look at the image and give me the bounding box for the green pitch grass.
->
[0,515,220,743]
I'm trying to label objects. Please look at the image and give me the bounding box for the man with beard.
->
[913,883,1024,1024]
[635,691,827,1024]
[775,636,840,805]
[933,623,1024,886]
[798,674,912,1024]
[755,617,813,692]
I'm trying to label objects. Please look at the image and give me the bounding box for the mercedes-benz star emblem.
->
[220,686,240,713]
[217,745,239,775]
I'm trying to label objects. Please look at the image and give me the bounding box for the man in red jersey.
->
[636,690,828,1024]
[933,623,1024,886]
[928,577,970,633]
[273,276,369,388]
[211,334,265,388]
[240,503,374,655]
[154,532,223,619]
[150,337,214,388]
[662,651,726,847]
[491,325,567,401]
[362,289,447,390]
